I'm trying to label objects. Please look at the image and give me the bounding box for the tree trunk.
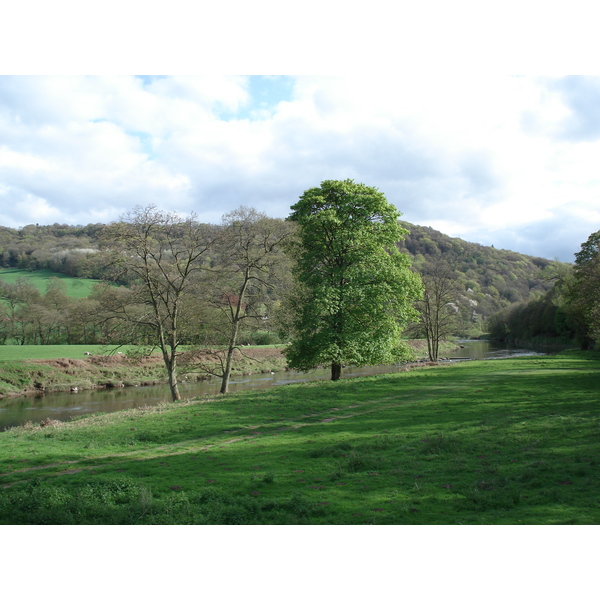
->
[168,367,181,402]
[220,345,236,394]
[161,335,181,402]
[331,362,342,381]
[220,274,248,394]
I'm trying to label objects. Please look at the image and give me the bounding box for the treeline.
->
[0,277,109,345]
[486,231,600,349]
[0,223,107,279]
[0,218,562,335]
[0,216,292,348]
[399,222,557,326]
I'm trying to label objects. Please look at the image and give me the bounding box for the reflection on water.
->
[0,340,544,430]
[448,339,545,361]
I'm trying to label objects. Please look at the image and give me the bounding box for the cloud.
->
[547,76,600,141]
[0,74,599,262]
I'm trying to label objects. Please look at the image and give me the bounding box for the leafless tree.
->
[415,261,460,361]
[194,207,294,393]
[102,205,217,401]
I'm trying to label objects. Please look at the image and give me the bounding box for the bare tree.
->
[415,261,460,362]
[102,205,216,401]
[193,207,294,393]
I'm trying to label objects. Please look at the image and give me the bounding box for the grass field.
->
[0,268,100,298]
[0,339,444,363]
[0,344,145,362]
[1,350,598,525]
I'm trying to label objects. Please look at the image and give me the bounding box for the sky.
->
[2,74,600,262]
[2,1,600,265]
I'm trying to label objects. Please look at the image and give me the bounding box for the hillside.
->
[398,222,561,329]
[0,220,564,333]
[0,268,101,299]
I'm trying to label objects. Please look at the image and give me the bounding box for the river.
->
[0,340,544,431]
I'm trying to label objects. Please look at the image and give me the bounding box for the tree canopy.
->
[284,180,423,380]
[573,230,600,346]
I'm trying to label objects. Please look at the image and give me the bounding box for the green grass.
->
[0,345,150,362]
[1,350,599,524]
[0,268,100,298]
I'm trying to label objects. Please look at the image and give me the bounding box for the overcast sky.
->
[2,74,600,262]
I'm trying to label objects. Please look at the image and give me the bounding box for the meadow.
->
[0,344,142,361]
[0,268,101,298]
[0,350,598,525]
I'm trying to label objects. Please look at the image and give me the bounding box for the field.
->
[0,344,142,362]
[0,339,444,363]
[0,268,100,298]
[1,350,599,525]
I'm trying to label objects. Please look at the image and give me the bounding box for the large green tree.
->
[572,230,600,347]
[284,180,423,380]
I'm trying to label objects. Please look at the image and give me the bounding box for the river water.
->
[0,340,544,431]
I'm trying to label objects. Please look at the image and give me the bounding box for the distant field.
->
[0,345,148,361]
[0,268,101,298]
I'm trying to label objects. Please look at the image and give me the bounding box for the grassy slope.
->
[0,268,100,298]
[1,350,598,525]
[0,345,142,361]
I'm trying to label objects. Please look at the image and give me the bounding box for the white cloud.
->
[1,74,599,261]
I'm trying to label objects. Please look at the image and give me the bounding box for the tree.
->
[0,278,42,344]
[414,261,460,361]
[572,230,600,347]
[284,180,423,380]
[101,205,217,401]
[190,207,294,393]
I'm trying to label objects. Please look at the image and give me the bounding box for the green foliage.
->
[487,230,600,350]
[572,230,600,347]
[284,180,423,379]
[486,296,578,345]
[398,221,561,326]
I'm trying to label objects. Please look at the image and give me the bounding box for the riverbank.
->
[0,346,289,399]
[0,340,454,399]
[1,350,599,524]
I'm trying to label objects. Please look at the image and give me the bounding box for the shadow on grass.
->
[1,352,599,524]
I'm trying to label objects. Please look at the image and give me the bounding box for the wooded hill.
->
[398,222,559,329]
[0,219,563,335]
